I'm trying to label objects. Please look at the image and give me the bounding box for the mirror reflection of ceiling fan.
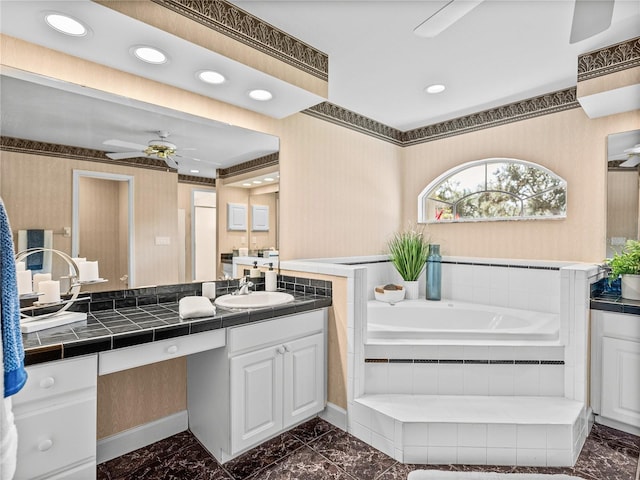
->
[413,0,614,43]
[104,131,218,169]
[611,144,640,168]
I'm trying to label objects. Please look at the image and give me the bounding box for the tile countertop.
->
[590,293,640,316]
[22,290,332,367]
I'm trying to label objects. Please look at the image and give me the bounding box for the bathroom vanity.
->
[590,295,640,435]
[14,280,331,479]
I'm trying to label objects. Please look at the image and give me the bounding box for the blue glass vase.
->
[426,244,441,301]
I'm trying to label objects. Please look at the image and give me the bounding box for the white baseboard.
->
[97,410,188,464]
[594,414,640,437]
[320,402,347,431]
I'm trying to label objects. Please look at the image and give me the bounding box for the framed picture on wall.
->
[251,205,269,231]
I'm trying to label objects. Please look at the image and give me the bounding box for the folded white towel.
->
[179,296,216,320]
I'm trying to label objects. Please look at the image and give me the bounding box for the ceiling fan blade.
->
[104,139,148,151]
[609,153,630,161]
[163,156,179,169]
[414,0,484,38]
[106,151,144,160]
[620,156,640,168]
[624,144,640,155]
[569,0,614,44]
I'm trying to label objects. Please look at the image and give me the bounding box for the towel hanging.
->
[1,198,27,397]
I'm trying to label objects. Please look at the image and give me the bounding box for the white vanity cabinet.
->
[591,309,640,433]
[188,309,327,463]
[11,355,97,480]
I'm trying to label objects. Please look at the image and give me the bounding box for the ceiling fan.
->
[609,144,640,168]
[413,0,614,43]
[104,131,205,169]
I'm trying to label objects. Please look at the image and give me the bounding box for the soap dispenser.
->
[250,261,261,279]
[265,263,277,292]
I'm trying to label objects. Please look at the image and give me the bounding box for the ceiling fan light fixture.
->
[425,84,446,94]
[248,89,273,101]
[45,13,88,36]
[198,70,226,85]
[132,46,168,64]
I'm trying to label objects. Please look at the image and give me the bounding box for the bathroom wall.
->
[402,107,640,264]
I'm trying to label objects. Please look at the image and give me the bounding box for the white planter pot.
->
[621,274,640,300]
[404,280,419,300]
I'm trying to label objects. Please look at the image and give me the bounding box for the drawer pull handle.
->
[39,377,55,389]
[276,346,286,355]
[283,344,291,353]
[38,439,53,452]
[166,345,179,354]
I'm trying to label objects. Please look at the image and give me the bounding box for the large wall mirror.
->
[606,129,640,258]
[0,69,279,291]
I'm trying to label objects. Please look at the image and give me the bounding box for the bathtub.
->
[367,300,559,341]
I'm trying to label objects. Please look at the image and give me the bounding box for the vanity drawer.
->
[99,328,225,375]
[13,355,97,407]
[228,310,325,355]
[14,396,96,480]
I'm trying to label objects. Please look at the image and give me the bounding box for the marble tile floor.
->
[98,418,639,480]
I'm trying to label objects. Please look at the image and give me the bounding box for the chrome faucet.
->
[233,276,254,295]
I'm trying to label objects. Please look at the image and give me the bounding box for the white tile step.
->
[356,394,583,425]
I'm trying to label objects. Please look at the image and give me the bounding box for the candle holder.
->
[14,248,106,333]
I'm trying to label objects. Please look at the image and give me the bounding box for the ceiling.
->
[1,0,639,179]
[230,0,639,130]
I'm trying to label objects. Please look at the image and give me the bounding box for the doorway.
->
[192,190,217,281]
[72,170,134,290]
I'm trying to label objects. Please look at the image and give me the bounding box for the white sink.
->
[214,291,295,309]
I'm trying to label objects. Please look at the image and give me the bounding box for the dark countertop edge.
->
[24,293,332,366]
[590,297,640,316]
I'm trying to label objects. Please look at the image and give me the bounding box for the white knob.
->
[38,439,53,452]
[283,344,291,353]
[39,377,55,389]
[276,346,286,355]
[166,345,179,354]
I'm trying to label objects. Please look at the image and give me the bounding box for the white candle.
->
[39,280,61,304]
[33,273,52,293]
[79,261,99,282]
[202,282,216,299]
[17,270,32,295]
[71,257,86,276]
[16,261,26,271]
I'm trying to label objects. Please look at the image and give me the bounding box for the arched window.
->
[418,158,567,223]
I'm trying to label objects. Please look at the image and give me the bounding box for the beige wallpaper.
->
[402,108,640,262]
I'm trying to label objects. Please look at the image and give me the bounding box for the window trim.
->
[417,158,567,224]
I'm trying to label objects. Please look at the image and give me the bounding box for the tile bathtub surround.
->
[96,418,640,480]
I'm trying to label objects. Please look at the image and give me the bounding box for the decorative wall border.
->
[577,36,640,82]
[151,0,328,81]
[0,137,173,172]
[217,152,279,179]
[177,174,215,186]
[365,358,565,365]
[303,88,580,147]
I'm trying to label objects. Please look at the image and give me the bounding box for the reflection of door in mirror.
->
[193,190,217,281]
[607,129,640,258]
[73,171,133,292]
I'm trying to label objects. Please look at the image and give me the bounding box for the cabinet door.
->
[230,345,283,454]
[602,337,640,428]
[283,333,325,429]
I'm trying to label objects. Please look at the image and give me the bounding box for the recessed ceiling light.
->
[425,84,446,94]
[248,89,273,101]
[253,180,262,184]
[132,46,168,64]
[264,177,274,182]
[198,70,226,84]
[242,183,252,187]
[190,169,200,174]
[45,13,88,36]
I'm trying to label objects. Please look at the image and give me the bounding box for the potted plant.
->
[607,239,640,300]
[387,225,430,300]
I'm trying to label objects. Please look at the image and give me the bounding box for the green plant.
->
[387,226,430,281]
[607,239,640,281]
